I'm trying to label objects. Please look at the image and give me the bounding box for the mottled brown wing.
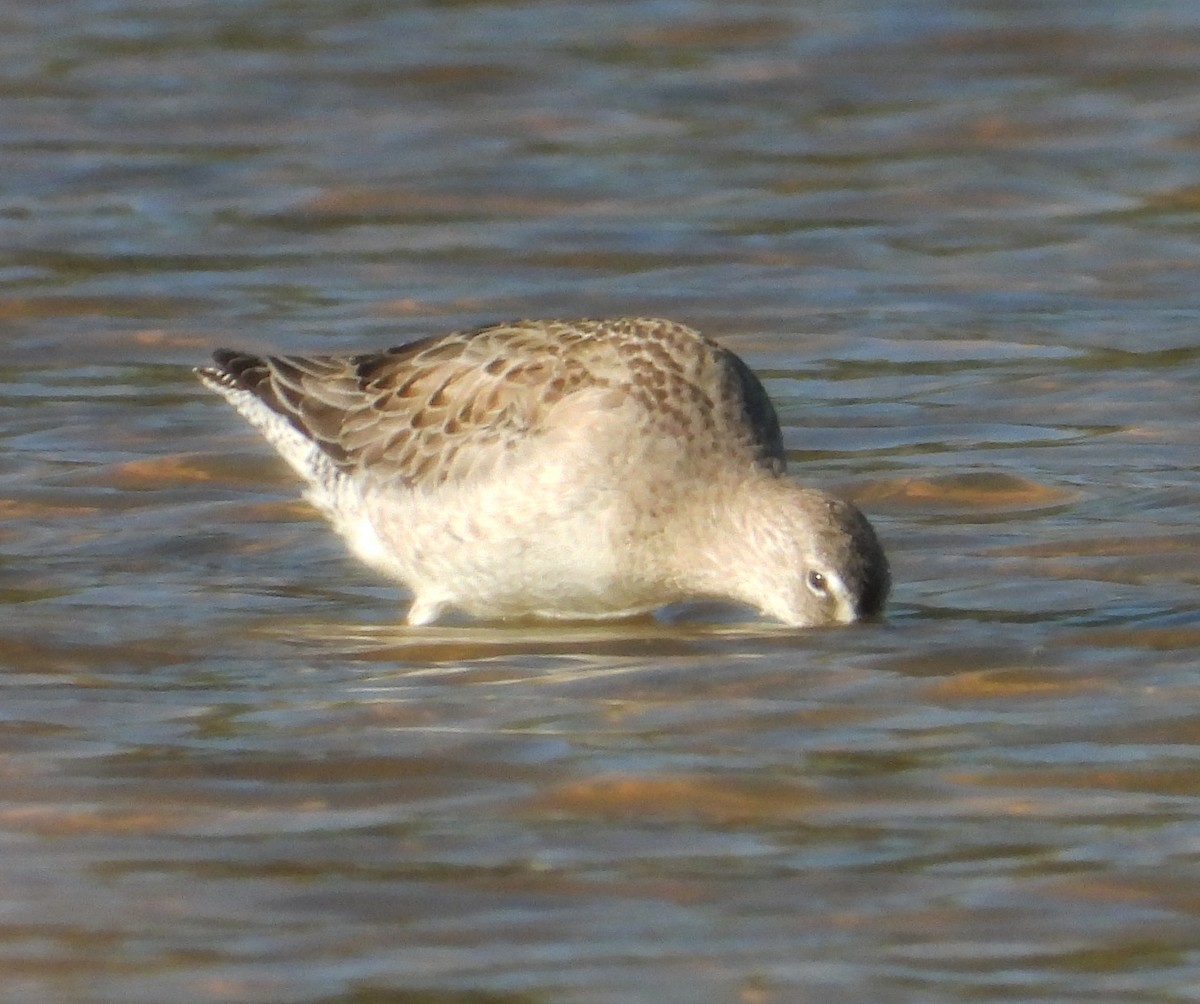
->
[206,317,785,489]
[709,341,786,474]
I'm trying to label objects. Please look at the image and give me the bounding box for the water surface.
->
[3,2,1200,1002]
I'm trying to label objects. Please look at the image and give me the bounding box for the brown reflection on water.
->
[526,773,829,826]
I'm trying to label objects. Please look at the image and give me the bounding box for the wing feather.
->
[199,318,785,490]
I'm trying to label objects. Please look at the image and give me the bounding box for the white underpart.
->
[203,381,390,578]
[358,390,650,625]
[209,381,653,625]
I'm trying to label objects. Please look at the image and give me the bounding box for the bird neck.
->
[668,472,800,616]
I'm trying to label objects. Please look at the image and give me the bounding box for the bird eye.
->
[806,570,829,596]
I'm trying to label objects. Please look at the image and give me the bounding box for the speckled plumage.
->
[196,317,889,626]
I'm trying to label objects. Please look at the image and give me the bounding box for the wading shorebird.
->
[196,317,889,627]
